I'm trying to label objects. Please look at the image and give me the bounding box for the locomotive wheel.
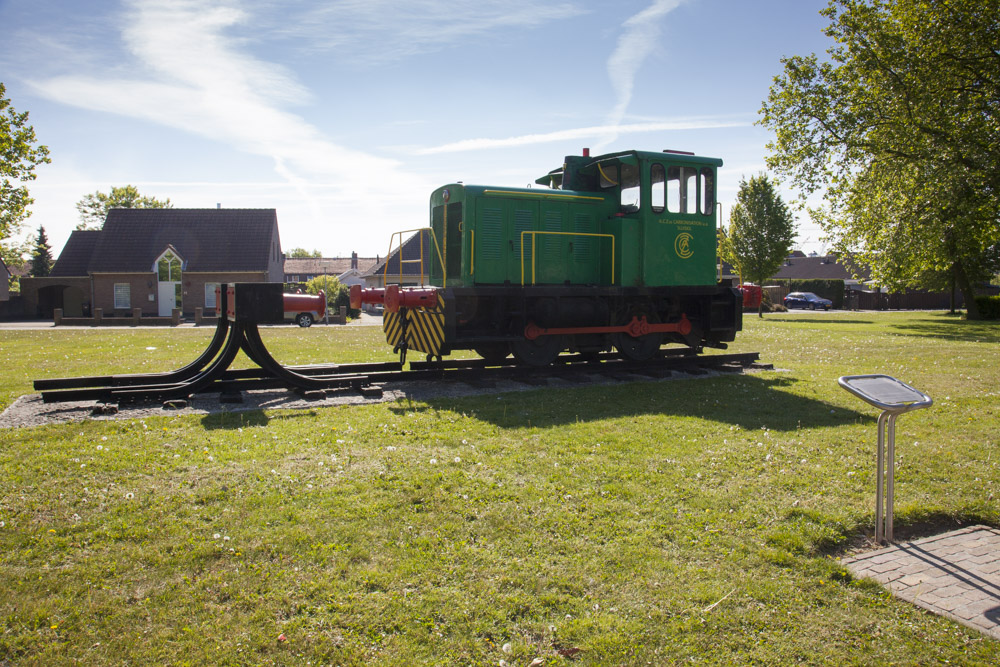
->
[613,310,663,361]
[474,343,510,365]
[511,334,564,367]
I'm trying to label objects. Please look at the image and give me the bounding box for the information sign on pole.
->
[838,375,932,544]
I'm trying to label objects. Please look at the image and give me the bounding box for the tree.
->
[1,83,51,242]
[286,248,323,258]
[75,185,172,230]
[722,174,796,317]
[760,0,1000,319]
[304,275,359,319]
[29,225,52,277]
[1,239,29,292]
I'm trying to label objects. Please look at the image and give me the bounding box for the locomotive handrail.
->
[383,227,447,288]
[716,201,723,282]
[519,231,615,286]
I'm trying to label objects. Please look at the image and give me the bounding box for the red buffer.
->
[350,285,385,309]
[383,285,439,313]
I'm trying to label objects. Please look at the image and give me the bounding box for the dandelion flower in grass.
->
[0,521,5,528]
[213,533,221,539]
[454,457,461,463]
[223,536,230,541]
[429,458,438,464]
[124,492,134,500]
[386,446,396,451]
[96,445,103,451]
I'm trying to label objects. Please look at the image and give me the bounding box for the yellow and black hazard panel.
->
[380,286,454,363]
[383,309,404,350]
[403,291,446,357]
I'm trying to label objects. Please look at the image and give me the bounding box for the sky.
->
[1,0,834,260]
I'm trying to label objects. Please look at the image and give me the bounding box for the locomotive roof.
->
[534,149,723,188]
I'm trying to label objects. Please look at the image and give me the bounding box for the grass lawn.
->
[1,312,998,664]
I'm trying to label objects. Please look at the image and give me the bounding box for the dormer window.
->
[155,248,184,281]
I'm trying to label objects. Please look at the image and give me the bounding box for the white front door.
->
[158,282,179,316]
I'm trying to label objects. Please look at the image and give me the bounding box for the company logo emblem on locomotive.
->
[674,232,694,259]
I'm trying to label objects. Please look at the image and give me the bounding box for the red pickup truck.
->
[283,291,325,327]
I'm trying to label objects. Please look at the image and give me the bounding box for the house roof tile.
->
[284,257,379,276]
[770,255,870,282]
[365,229,431,277]
[50,230,101,277]
[85,208,279,273]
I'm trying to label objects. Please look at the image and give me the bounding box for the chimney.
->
[351,251,358,270]
[216,203,221,209]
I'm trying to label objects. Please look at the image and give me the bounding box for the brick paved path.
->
[842,526,1000,640]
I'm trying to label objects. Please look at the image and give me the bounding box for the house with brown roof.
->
[362,229,432,289]
[769,253,870,286]
[283,252,379,288]
[21,208,283,319]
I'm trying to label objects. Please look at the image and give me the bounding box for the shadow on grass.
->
[201,410,270,430]
[820,508,999,559]
[888,314,1000,343]
[411,373,869,431]
[764,317,875,325]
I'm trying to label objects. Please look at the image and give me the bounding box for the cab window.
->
[666,166,700,214]
[700,167,715,216]
[620,163,640,211]
[598,163,619,189]
[651,164,665,213]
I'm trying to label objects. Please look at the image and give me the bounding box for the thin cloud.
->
[598,0,687,149]
[28,0,427,221]
[416,117,749,155]
[267,0,587,63]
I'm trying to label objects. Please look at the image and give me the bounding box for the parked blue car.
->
[783,291,833,310]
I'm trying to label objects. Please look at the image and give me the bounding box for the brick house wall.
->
[19,276,92,318]
[93,271,270,317]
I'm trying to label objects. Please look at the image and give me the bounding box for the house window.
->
[114,283,131,309]
[157,250,182,281]
[205,283,220,309]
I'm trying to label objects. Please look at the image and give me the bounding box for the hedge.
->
[974,295,1000,320]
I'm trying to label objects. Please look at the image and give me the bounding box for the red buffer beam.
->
[524,314,692,340]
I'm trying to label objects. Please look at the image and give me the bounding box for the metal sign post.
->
[838,375,933,544]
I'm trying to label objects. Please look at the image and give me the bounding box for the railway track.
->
[33,287,768,411]
[35,344,768,411]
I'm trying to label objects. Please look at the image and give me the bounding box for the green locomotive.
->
[353,148,742,365]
